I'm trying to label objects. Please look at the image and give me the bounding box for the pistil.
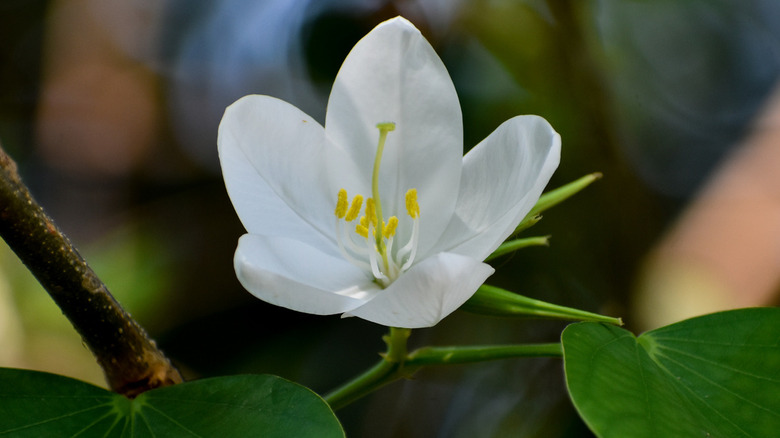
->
[372,122,395,272]
[332,122,420,287]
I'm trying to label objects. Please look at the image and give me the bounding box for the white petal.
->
[234,234,381,315]
[218,95,350,256]
[325,17,462,256]
[344,252,494,328]
[437,115,561,260]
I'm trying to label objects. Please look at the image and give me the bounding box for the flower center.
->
[333,122,420,287]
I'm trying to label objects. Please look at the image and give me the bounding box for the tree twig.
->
[0,144,182,398]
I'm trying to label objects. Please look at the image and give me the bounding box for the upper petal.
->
[343,252,495,328]
[436,115,561,260]
[325,17,463,256]
[235,234,381,315]
[218,95,345,255]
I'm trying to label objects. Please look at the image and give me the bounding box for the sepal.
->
[462,284,622,325]
[514,172,601,233]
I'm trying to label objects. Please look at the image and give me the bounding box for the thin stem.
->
[406,343,562,367]
[324,327,409,411]
[323,327,562,411]
[323,355,398,411]
[383,326,411,362]
[0,144,182,397]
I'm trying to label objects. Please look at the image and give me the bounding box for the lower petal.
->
[235,234,381,315]
[344,252,495,328]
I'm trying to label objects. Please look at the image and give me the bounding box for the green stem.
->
[383,327,411,362]
[324,327,409,411]
[406,343,562,367]
[323,354,400,411]
[323,327,562,411]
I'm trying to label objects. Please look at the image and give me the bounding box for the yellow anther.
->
[405,189,420,218]
[357,216,373,237]
[365,198,378,226]
[345,195,363,222]
[355,222,369,238]
[383,216,398,238]
[335,189,348,218]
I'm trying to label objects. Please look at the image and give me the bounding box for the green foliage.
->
[0,369,344,437]
[562,308,780,437]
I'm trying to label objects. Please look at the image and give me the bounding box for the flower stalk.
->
[324,327,410,411]
[323,326,563,411]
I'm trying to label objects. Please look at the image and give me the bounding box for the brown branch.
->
[0,144,182,398]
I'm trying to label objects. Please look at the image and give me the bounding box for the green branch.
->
[323,327,561,411]
[324,327,410,411]
[406,343,562,367]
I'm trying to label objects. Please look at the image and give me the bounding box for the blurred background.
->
[1,0,779,436]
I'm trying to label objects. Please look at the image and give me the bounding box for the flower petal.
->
[437,115,561,260]
[325,17,462,256]
[344,252,494,328]
[234,234,381,315]
[218,95,343,255]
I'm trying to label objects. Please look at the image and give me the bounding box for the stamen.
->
[399,217,419,271]
[365,198,378,227]
[385,236,399,279]
[344,223,369,255]
[405,189,420,218]
[335,219,371,271]
[383,216,398,238]
[365,224,389,284]
[331,123,422,286]
[335,189,348,218]
[345,195,363,222]
[355,216,369,239]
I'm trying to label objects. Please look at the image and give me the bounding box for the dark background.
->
[2,1,779,436]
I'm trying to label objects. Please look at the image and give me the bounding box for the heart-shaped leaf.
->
[563,307,780,437]
[0,369,344,437]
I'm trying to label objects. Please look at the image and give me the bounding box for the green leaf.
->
[563,308,780,438]
[0,369,344,437]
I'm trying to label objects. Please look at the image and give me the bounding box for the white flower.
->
[217,17,560,328]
